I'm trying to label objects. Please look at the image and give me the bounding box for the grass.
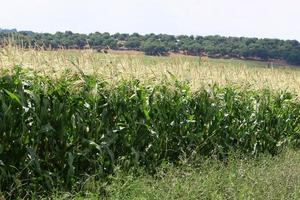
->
[49,149,300,200]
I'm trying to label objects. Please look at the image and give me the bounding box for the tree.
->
[1,30,300,65]
[286,49,300,65]
[141,40,168,56]
[125,37,141,50]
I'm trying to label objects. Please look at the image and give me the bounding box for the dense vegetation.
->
[1,67,300,198]
[1,29,300,64]
[61,150,300,200]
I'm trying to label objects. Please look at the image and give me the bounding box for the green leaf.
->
[4,89,22,105]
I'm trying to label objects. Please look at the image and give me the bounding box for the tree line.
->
[1,30,300,65]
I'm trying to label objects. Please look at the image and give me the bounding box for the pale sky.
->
[1,0,299,41]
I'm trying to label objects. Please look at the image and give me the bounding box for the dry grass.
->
[1,45,300,93]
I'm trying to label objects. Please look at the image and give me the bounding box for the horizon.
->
[0,0,299,41]
[1,28,299,42]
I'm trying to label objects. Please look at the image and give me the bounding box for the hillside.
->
[1,30,300,65]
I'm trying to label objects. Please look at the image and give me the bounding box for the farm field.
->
[1,47,300,199]
[1,46,300,93]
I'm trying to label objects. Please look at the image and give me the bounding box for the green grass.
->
[50,149,300,200]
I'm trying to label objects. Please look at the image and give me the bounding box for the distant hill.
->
[0,30,300,65]
[0,28,17,33]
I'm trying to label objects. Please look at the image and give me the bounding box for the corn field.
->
[1,65,300,197]
[2,46,300,93]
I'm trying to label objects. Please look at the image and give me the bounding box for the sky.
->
[0,0,299,41]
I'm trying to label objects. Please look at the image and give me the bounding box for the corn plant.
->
[1,66,300,197]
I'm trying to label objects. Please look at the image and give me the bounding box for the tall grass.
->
[79,150,300,200]
[1,66,300,197]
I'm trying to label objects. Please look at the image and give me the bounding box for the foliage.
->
[1,67,300,197]
[1,30,300,64]
[141,40,168,55]
[71,150,300,200]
